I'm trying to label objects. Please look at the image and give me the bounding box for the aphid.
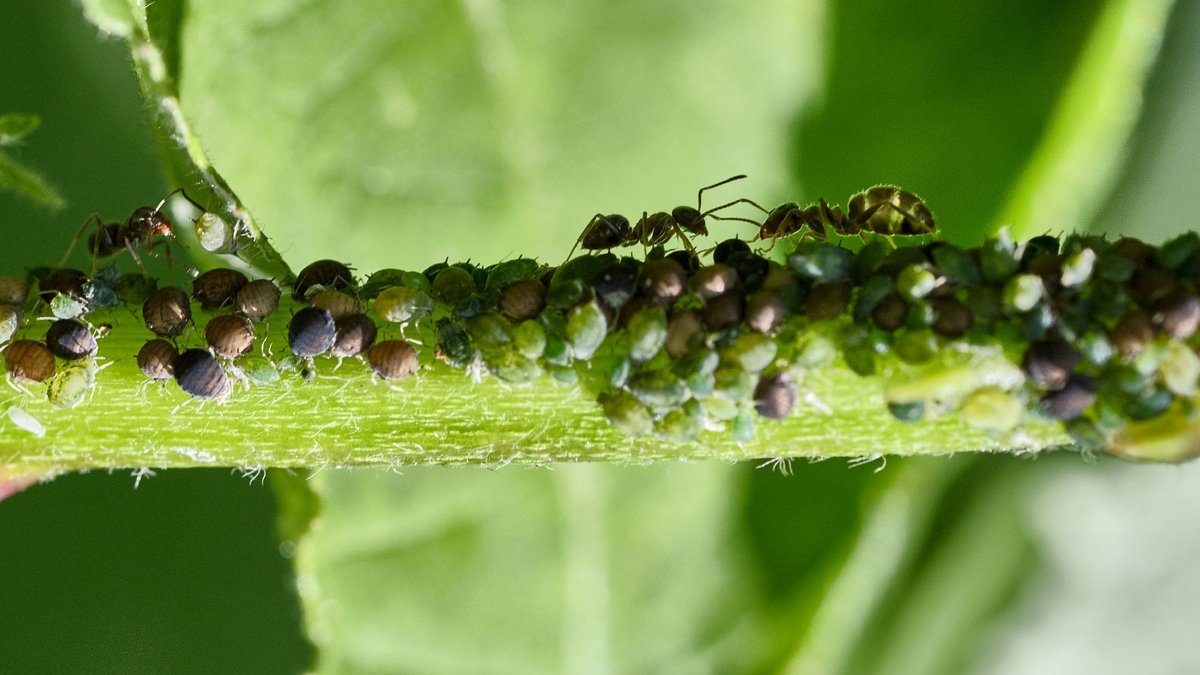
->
[233,279,281,321]
[37,268,88,305]
[288,307,336,357]
[367,339,419,381]
[498,279,546,322]
[47,358,106,410]
[0,275,29,307]
[137,339,178,381]
[0,305,21,344]
[846,186,936,236]
[374,285,435,324]
[637,258,686,304]
[205,314,255,358]
[142,286,192,337]
[6,405,45,437]
[44,319,98,360]
[330,313,378,358]
[293,259,354,300]
[704,291,743,331]
[745,290,785,335]
[1039,374,1096,420]
[689,264,739,299]
[192,268,249,310]
[311,289,360,320]
[194,211,237,254]
[59,189,194,276]
[174,348,230,399]
[4,339,55,384]
[754,372,796,420]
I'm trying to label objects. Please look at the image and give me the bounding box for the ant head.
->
[671,205,707,236]
[130,206,175,238]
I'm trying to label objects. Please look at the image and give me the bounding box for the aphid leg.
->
[59,214,103,269]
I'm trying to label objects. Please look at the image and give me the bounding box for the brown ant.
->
[565,175,761,260]
[58,188,199,277]
[749,186,936,251]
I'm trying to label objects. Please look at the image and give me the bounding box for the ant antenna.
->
[154,187,206,213]
[696,174,748,209]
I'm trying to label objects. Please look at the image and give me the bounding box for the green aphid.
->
[685,371,716,398]
[892,329,938,365]
[1126,387,1174,422]
[897,263,937,301]
[431,266,476,307]
[1003,274,1044,313]
[961,387,1022,431]
[436,319,473,366]
[0,305,19,344]
[1109,404,1200,463]
[362,269,430,298]
[484,258,542,292]
[854,274,895,321]
[543,335,569,366]
[512,319,547,360]
[599,390,653,437]
[567,302,607,360]
[50,293,87,320]
[842,346,877,376]
[553,253,617,286]
[1060,248,1096,288]
[374,285,434,324]
[545,278,585,310]
[239,355,280,385]
[83,277,119,310]
[888,400,926,423]
[549,365,578,386]
[931,245,982,286]
[703,396,740,421]
[884,353,1024,406]
[674,347,719,379]
[979,228,1019,282]
[465,311,513,350]
[1154,232,1200,271]
[629,371,689,411]
[730,408,756,442]
[655,408,702,443]
[852,240,891,280]
[788,241,852,281]
[790,332,837,369]
[484,348,541,384]
[47,358,104,410]
[626,306,668,363]
[713,367,757,401]
[1076,332,1114,366]
[1160,341,1200,396]
[1095,250,1136,283]
[115,273,156,305]
[1065,417,1107,452]
[721,333,777,373]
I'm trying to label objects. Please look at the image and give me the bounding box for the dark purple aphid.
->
[45,319,97,360]
[174,348,229,399]
[754,372,796,419]
[288,307,336,357]
[294,259,354,300]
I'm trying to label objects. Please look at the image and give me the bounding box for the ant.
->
[748,186,937,251]
[58,188,199,277]
[565,175,762,260]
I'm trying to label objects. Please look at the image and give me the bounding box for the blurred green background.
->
[1,0,1199,672]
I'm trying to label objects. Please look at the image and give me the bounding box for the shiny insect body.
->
[753,186,936,250]
[566,175,760,259]
[60,189,196,276]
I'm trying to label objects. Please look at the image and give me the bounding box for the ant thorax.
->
[128,206,174,239]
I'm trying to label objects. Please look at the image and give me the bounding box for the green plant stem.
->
[0,300,1069,479]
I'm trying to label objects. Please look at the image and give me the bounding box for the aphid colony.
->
[4,183,1200,454]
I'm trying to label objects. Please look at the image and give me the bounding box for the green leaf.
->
[0,114,40,145]
[0,151,65,209]
[78,0,135,38]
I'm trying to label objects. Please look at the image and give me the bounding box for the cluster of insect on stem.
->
[3,182,1200,463]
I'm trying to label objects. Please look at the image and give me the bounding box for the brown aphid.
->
[637,258,686,305]
[499,279,546,322]
[288,307,336,358]
[930,297,973,338]
[1130,266,1176,307]
[1039,374,1096,420]
[174,348,229,399]
[193,268,249,310]
[205,314,255,359]
[311,289,360,320]
[704,291,743,331]
[1022,339,1080,389]
[1153,287,1200,339]
[45,319,97,360]
[137,339,178,380]
[689,264,739,300]
[665,310,703,359]
[234,279,281,322]
[1111,309,1154,359]
[142,286,192,337]
[805,281,852,321]
[4,340,55,384]
[872,293,908,331]
[331,313,378,358]
[38,268,88,304]
[746,290,786,335]
[754,372,797,420]
[294,259,354,300]
[368,339,419,381]
[0,275,29,307]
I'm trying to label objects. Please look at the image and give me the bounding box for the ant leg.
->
[59,214,103,268]
[702,197,770,218]
[670,221,697,254]
[124,241,151,280]
[565,213,609,263]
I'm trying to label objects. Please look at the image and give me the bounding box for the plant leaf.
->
[0,114,40,145]
[0,151,65,209]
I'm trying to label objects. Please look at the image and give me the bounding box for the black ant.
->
[59,188,199,277]
[565,175,762,260]
[749,186,936,250]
